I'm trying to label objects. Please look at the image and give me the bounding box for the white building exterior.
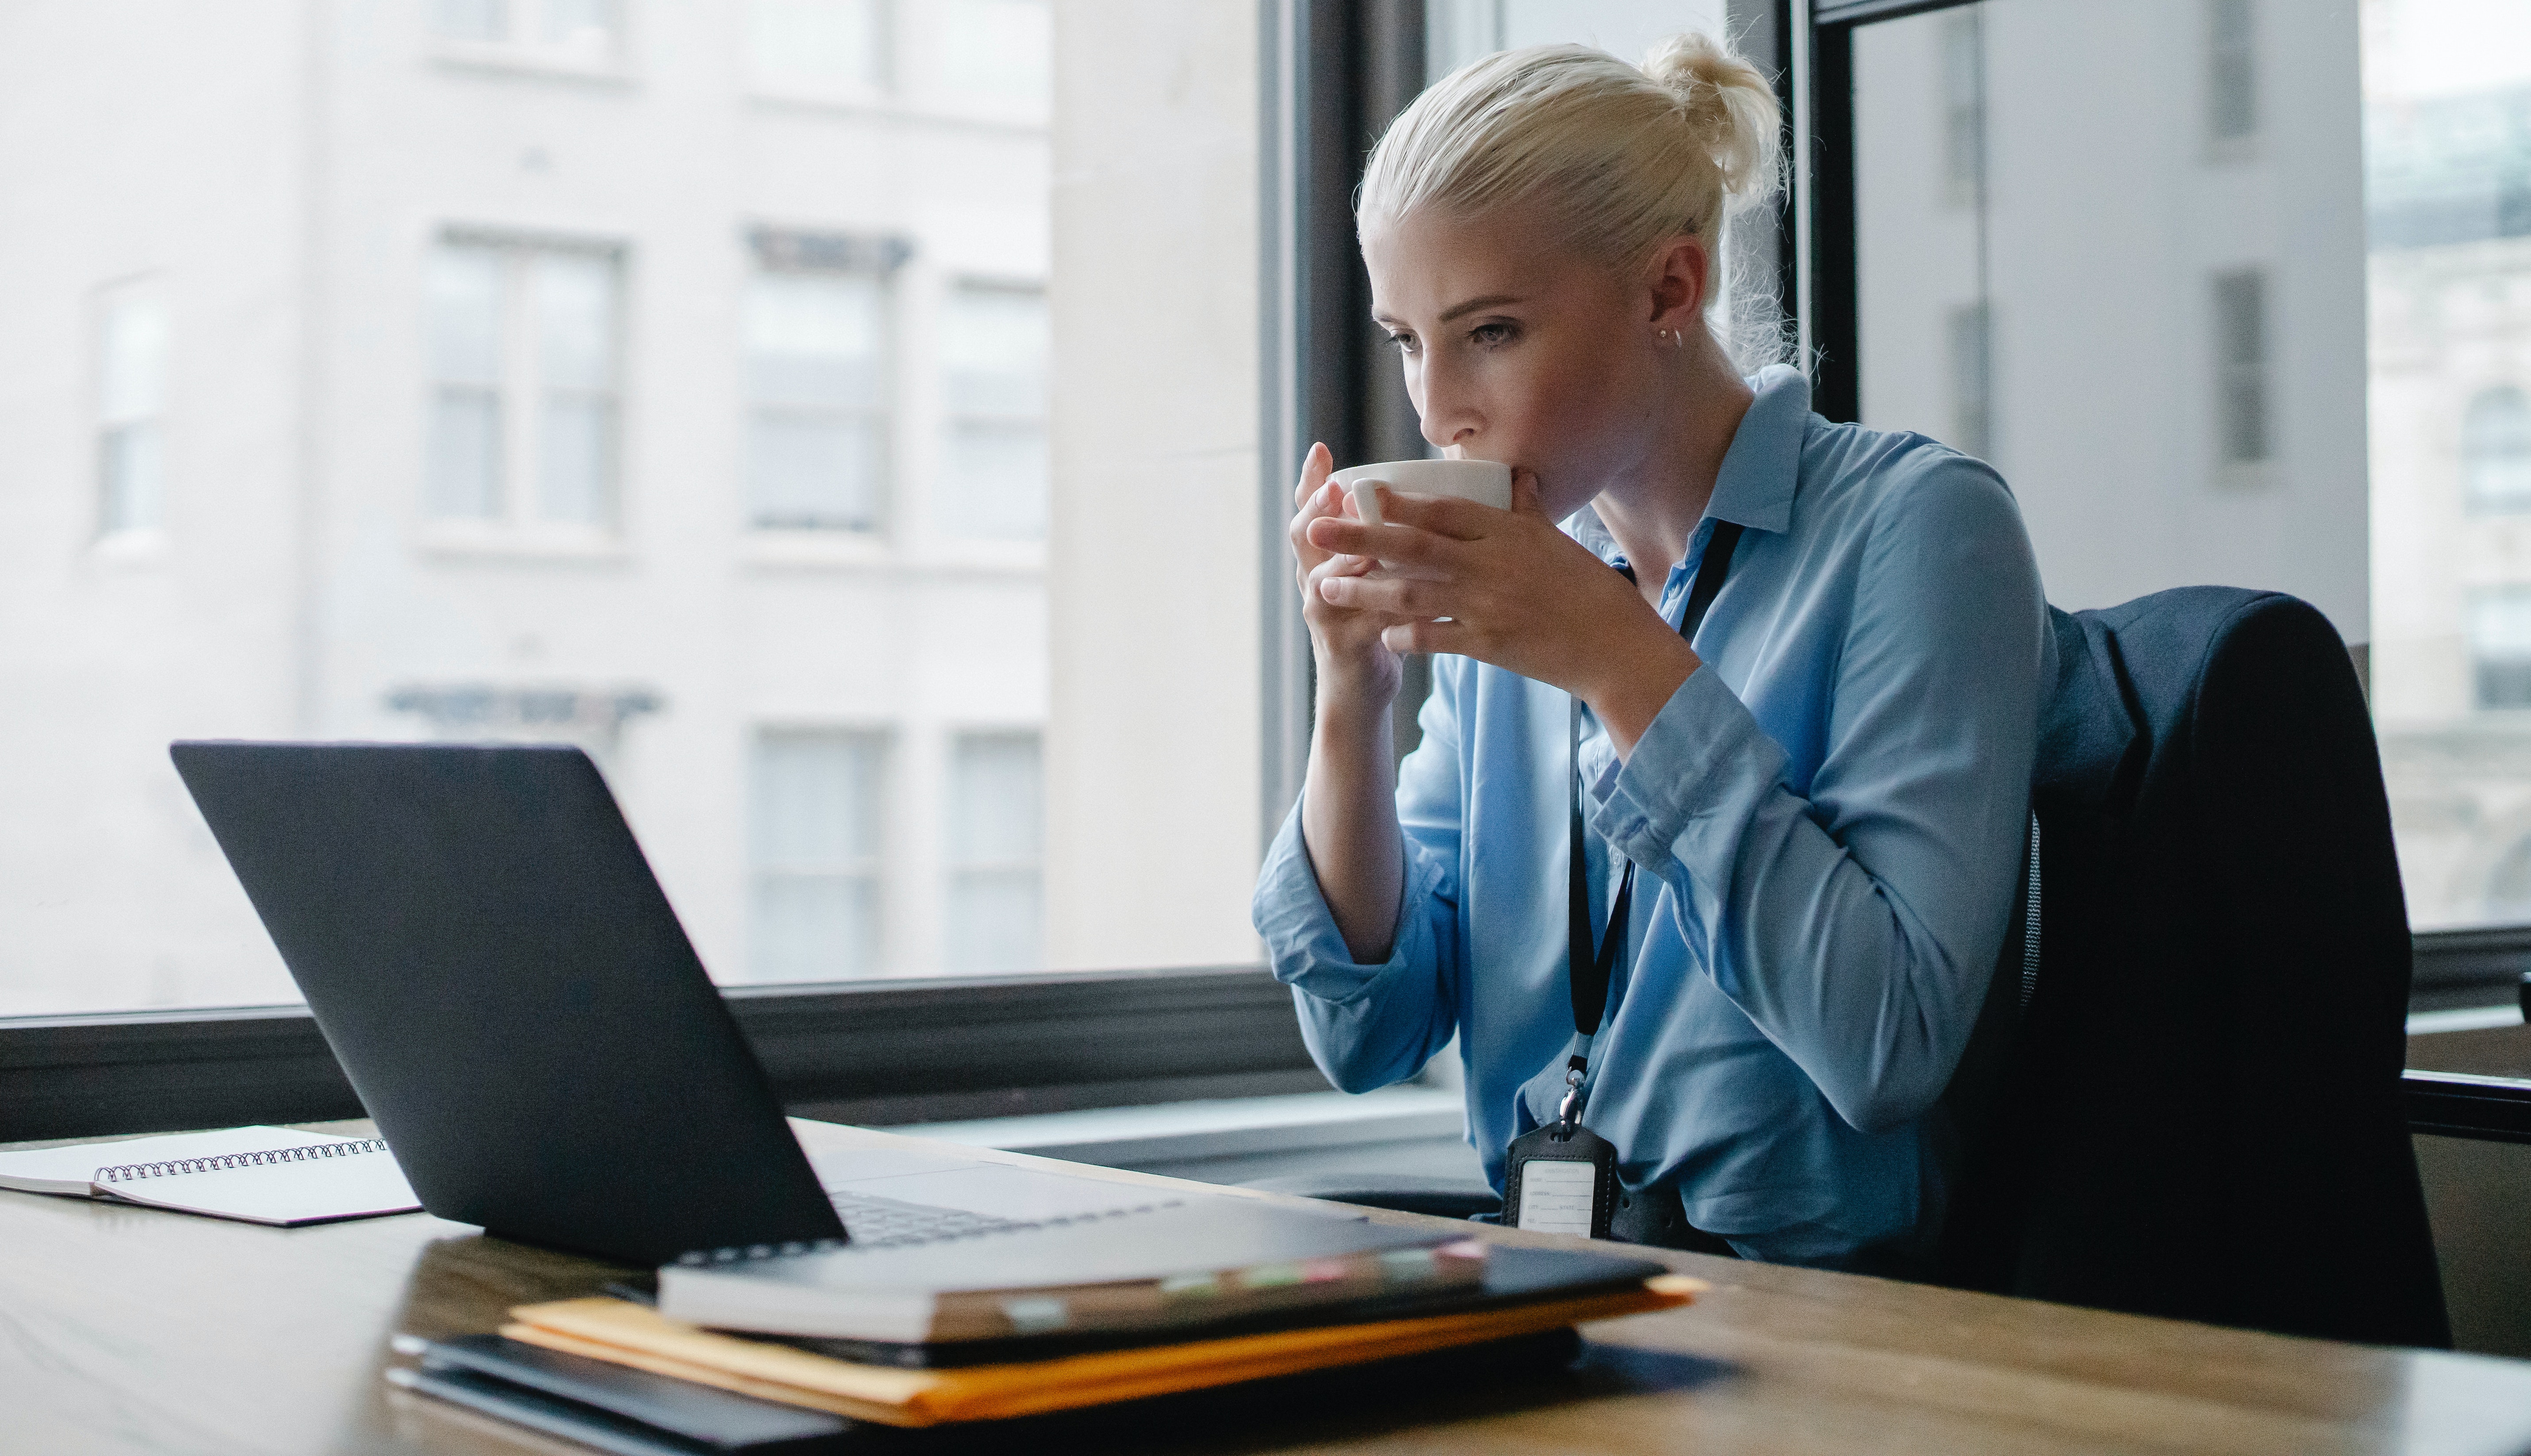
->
[0,0,1061,1012]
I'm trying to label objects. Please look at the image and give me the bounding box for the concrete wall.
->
[1042,0,1267,971]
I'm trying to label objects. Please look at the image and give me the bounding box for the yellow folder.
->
[502,1275,1700,1427]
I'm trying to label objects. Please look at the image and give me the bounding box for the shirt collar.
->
[1568,363,1809,562]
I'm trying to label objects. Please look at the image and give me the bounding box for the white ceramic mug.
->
[1329,458,1513,526]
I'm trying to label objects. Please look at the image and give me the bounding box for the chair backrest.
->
[1938,587,2450,1348]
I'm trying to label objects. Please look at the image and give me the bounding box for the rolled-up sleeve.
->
[1252,674,1468,1094]
[1588,456,2044,1134]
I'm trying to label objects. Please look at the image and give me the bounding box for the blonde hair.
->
[1357,33,1785,363]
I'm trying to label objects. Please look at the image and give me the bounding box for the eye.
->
[1383,330,1419,355]
[1470,320,1519,348]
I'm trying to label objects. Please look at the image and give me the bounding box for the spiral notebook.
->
[0,1125,422,1226]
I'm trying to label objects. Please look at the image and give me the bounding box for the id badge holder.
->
[1502,1120,1620,1241]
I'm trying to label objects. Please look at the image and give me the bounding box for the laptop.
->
[168,740,1291,1266]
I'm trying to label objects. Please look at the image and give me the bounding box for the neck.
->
[1591,344,1756,600]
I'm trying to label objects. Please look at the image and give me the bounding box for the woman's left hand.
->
[1304,471,1702,755]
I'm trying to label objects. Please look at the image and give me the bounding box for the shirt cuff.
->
[1585,663,1790,875]
[1250,800,1446,1004]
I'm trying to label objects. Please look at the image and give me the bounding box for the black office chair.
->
[1938,589,2450,1349]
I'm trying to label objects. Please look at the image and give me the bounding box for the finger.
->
[1306,514,1465,570]
[1316,572,1451,618]
[1372,489,1502,540]
[1292,441,1333,509]
[1383,619,1473,655]
[1289,478,1348,569]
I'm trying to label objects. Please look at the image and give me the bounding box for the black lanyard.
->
[1555,519,1744,1130]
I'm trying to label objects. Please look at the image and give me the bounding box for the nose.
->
[1415,348,1480,454]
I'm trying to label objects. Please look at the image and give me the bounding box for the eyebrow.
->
[1371,293,1527,328]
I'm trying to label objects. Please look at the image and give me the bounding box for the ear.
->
[1646,235,1711,340]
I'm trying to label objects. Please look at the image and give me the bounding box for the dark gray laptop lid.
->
[170,740,845,1265]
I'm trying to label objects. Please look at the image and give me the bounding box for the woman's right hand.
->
[1290,442,1402,713]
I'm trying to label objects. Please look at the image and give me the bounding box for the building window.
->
[425,239,621,529]
[1940,10,1984,204]
[2464,386,2531,513]
[2470,591,2531,711]
[2212,267,2269,468]
[746,236,902,533]
[2206,0,2256,145]
[931,0,1051,109]
[944,730,1042,974]
[937,282,1049,540]
[95,285,168,538]
[749,0,890,98]
[432,0,622,67]
[750,730,886,981]
[1947,301,1992,461]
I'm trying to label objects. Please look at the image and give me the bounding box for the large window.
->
[1837,0,2531,932]
[0,0,1263,1016]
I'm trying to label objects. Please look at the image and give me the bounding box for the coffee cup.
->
[1329,458,1513,527]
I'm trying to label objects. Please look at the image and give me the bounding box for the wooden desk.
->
[7,1119,2531,1455]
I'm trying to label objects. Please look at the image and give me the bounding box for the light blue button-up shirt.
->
[1252,366,2047,1265]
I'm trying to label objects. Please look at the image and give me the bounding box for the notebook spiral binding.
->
[94,1138,393,1185]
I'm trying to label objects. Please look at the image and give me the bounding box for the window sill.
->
[739,532,1047,577]
[418,525,630,565]
[745,90,1049,137]
[430,45,637,90]
[88,530,170,566]
[887,1085,1461,1168]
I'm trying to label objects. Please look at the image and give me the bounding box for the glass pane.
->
[948,732,1041,864]
[98,295,167,423]
[433,0,506,42]
[752,876,879,981]
[749,412,882,529]
[428,391,503,518]
[538,395,614,524]
[746,272,882,408]
[752,732,882,980]
[99,423,165,535]
[939,285,1046,417]
[540,0,617,56]
[535,252,616,392]
[752,731,882,869]
[932,0,1050,106]
[945,869,1039,974]
[2367,0,2531,928]
[2465,387,2531,510]
[751,0,885,94]
[1851,0,2531,934]
[940,421,1047,539]
[430,246,505,387]
[1,4,1259,1011]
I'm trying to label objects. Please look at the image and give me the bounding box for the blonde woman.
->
[1252,34,2046,1271]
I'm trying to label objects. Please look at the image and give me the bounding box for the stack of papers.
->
[496,1276,1701,1427]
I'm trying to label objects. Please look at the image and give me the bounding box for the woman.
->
[1251,34,2046,1271]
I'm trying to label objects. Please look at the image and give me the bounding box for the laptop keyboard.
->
[828,1188,1036,1247]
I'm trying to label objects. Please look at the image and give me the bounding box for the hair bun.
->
[1643,32,1781,212]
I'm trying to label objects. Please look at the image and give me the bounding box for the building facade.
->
[0,0,1055,1012]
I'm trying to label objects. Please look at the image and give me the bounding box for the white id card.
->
[1513,1158,1599,1237]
